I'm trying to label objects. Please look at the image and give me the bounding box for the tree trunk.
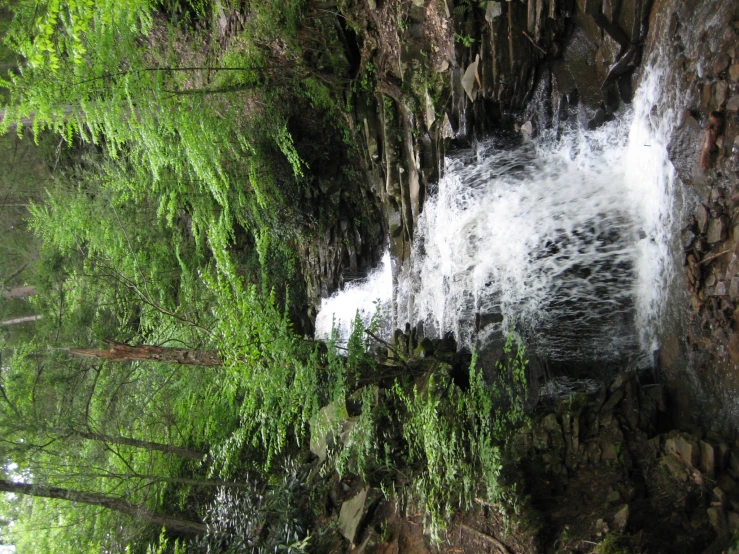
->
[0,315,42,326]
[0,479,206,535]
[74,430,207,461]
[68,343,222,367]
[2,286,38,300]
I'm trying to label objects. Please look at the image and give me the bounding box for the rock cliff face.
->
[305,0,662,293]
[300,0,739,432]
[641,0,739,434]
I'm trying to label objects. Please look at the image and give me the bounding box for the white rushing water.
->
[316,62,678,369]
[314,251,393,342]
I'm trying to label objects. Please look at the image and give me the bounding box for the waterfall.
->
[314,251,393,341]
[316,61,678,373]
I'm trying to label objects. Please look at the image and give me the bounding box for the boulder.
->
[714,53,731,74]
[707,506,728,536]
[675,436,701,467]
[707,216,728,244]
[612,504,630,533]
[310,401,349,462]
[485,1,503,23]
[668,115,704,184]
[660,455,687,481]
[728,512,739,534]
[338,487,369,544]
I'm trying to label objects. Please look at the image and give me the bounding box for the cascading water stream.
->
[316,59,680,376]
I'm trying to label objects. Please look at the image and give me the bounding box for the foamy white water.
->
[314,251,393,341]
[316,62,677,368]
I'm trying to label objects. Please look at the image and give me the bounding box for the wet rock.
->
[730,450,739,475]
[533,426,549,450]
[609,372,627,392]
[587,442,602,464]
[707,216,728,243]
[414,337,434,358]
[661,454,687,481]
[485,1,502,23]
[424,93,435,128]
[716,281,729,296]
[697,204,710,234]
[717,474,738,495]
[714,53,732,75]
[587,106,607,130]
[731,64,739,82]
[612,504,630,533]
[707,506,728,536]
[700,112,725,169]
[727,95,739,112]
[601,441,618,461]
[461,56,480,102]
[310,401,349,462]
[543,413,560,433]
[716,81,729,106]
[520,121,534,139]
[729,512,739,534]
[600,388,624,412]
[675,436,701,467]
[670,111,704,183]
[713,487,728,508]
[606,490,621,504]
[701,441,716,477]
[339,487,369,543]
[441,113,455,139]
[729,276,739,300]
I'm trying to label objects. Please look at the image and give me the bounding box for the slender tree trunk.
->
[0,479,206,535]
[68,343,222,367]
[0,315,42,327]
[73,430,207,461]
[2,285,38,300]
[2,263,29,284]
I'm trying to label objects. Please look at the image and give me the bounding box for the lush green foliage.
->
[0,0,534,551]
[392,335,529,541]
